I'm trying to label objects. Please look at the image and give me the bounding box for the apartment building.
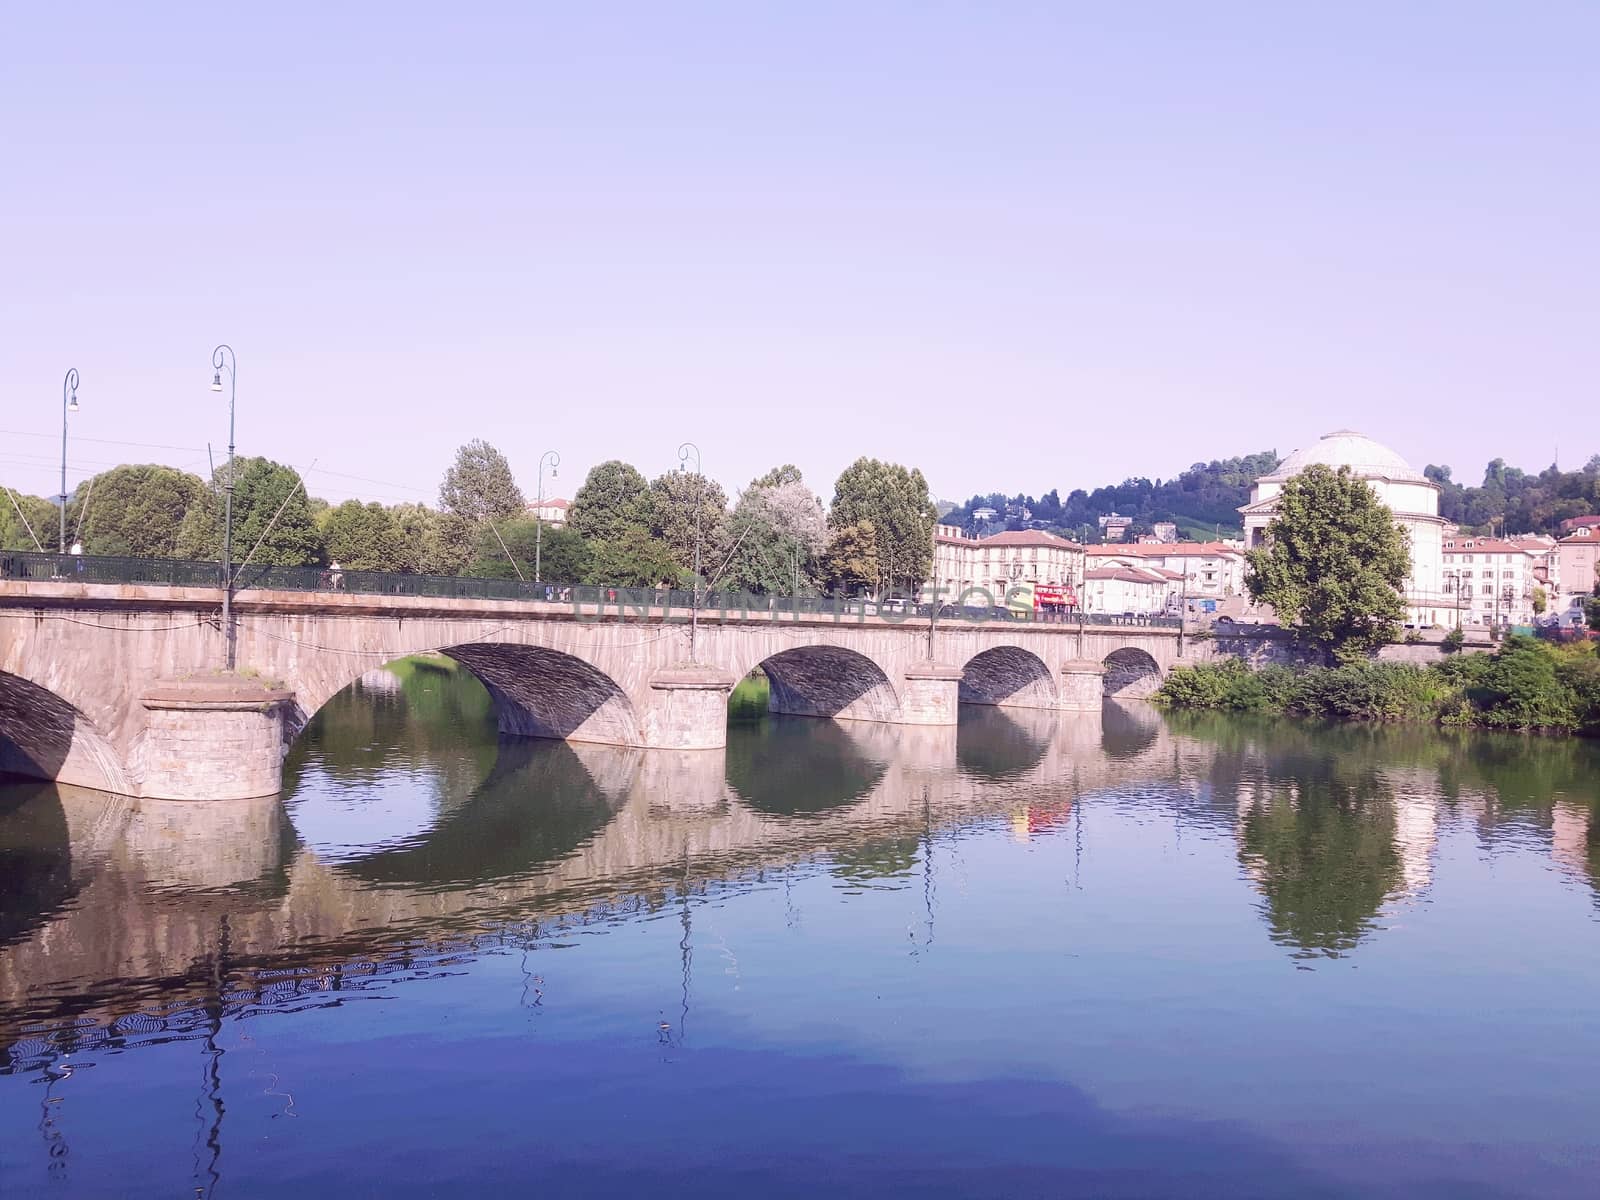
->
[1440,536,1540,627]
[1084,541,1247,600]
[931,525,1084,604]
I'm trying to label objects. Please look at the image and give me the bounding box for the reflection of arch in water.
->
[959,646,1057,708]
[0,669,129,794]
[1103,648,1163,699]
[1102,699,1162,758]
[287,658,498,785]
[337,738,628,887]
[956,705,1055,780]
[725,719,889,816]
[742,646,901,723]
[0,780,77,948]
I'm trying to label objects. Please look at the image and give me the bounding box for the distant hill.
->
[945,452,1279,543]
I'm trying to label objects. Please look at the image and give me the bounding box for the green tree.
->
[391,503,469,575]
[1246,464,1410,663]
[648,469,729,576]
[0,487,58,551]
[721,474,827,593]
[820,520,880,594]
[584,526,685,588]
[322,500,407,570]
[467,518,591,583]
[438,439,525,525]
[566,460,651,543]
[1531,585,1548,616]
[828,458,936,595]
[62,464,204,557]
[175,457,323,566]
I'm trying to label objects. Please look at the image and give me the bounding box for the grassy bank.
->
[1157,636,1600,735]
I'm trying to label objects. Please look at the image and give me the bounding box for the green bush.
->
[1157,637,1599,735]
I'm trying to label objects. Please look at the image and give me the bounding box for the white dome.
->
[1262,430,1426,484]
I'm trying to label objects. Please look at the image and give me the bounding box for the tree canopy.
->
[584,526,684,588]
[63,464,204,557]
[566,460,651,543]
[0,487,57,552]
[820,520,880,594]
[467,518,591,583]
[720,475,828,593]
[649,469,729,576]
[175,457,322,567]
[438,439,525,525]
[322,500,407,570]
[828,458,935,595]
[1245,464,1410,662]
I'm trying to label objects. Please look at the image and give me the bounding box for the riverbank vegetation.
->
[1157,637,1600,734]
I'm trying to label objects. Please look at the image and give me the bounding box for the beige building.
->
[1557,527,1599,607]
[1440,536,1540,628]
[526,497,569,526]
[1080,565,1183,616]
[1240,430,1454,627]
[932,525,1084,605]
[1085,542,1247,601]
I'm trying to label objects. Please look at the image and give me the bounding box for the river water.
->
[1,659,1598,1198]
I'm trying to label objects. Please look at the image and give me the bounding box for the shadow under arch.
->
[1103,647,1163,699]
[746,645,901,722]
[725,718,889,816]
[956,705,1054,780]
[959,645,1057,708]
[0,779,77,948]
[443,643,642,746]
[335,738,628,887]
[0,669,129,794]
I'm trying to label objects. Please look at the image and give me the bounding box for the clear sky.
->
[3,2,1595,511]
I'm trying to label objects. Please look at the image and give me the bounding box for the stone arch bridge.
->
[0,579,1202,800]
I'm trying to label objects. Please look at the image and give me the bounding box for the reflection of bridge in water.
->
[0,704,1180,1052]
[4,702,1597,1071]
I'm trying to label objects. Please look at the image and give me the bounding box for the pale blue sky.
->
[3,2,1595,510]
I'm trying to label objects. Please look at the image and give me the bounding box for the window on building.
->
[1481,584,1494,595]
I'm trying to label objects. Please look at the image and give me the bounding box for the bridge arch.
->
[289,644,643,752]
[738,644,901,723]
[0,669,130,794]
[958,645,1057,708]
[1103,647,1164,699]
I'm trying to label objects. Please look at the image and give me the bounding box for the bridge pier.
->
[900,662,964,724]
[136,677,294,801]
[1059,659,1107,712]
[641,667,738,750]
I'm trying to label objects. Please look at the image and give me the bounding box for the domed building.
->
[1239,430,1454,627]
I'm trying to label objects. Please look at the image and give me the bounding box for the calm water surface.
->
[2,660,1598,1198]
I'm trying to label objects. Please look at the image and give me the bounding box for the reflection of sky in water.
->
[285,764,445,862]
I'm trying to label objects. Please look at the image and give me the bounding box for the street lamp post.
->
[534,450,559,585]
[210,346,237,670]
[679,442,702,662]
[59,369,79,554]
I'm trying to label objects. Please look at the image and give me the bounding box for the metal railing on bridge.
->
[0,549,1182,628]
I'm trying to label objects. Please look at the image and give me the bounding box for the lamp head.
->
[67,394,79,413]
[211,372,223,392]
